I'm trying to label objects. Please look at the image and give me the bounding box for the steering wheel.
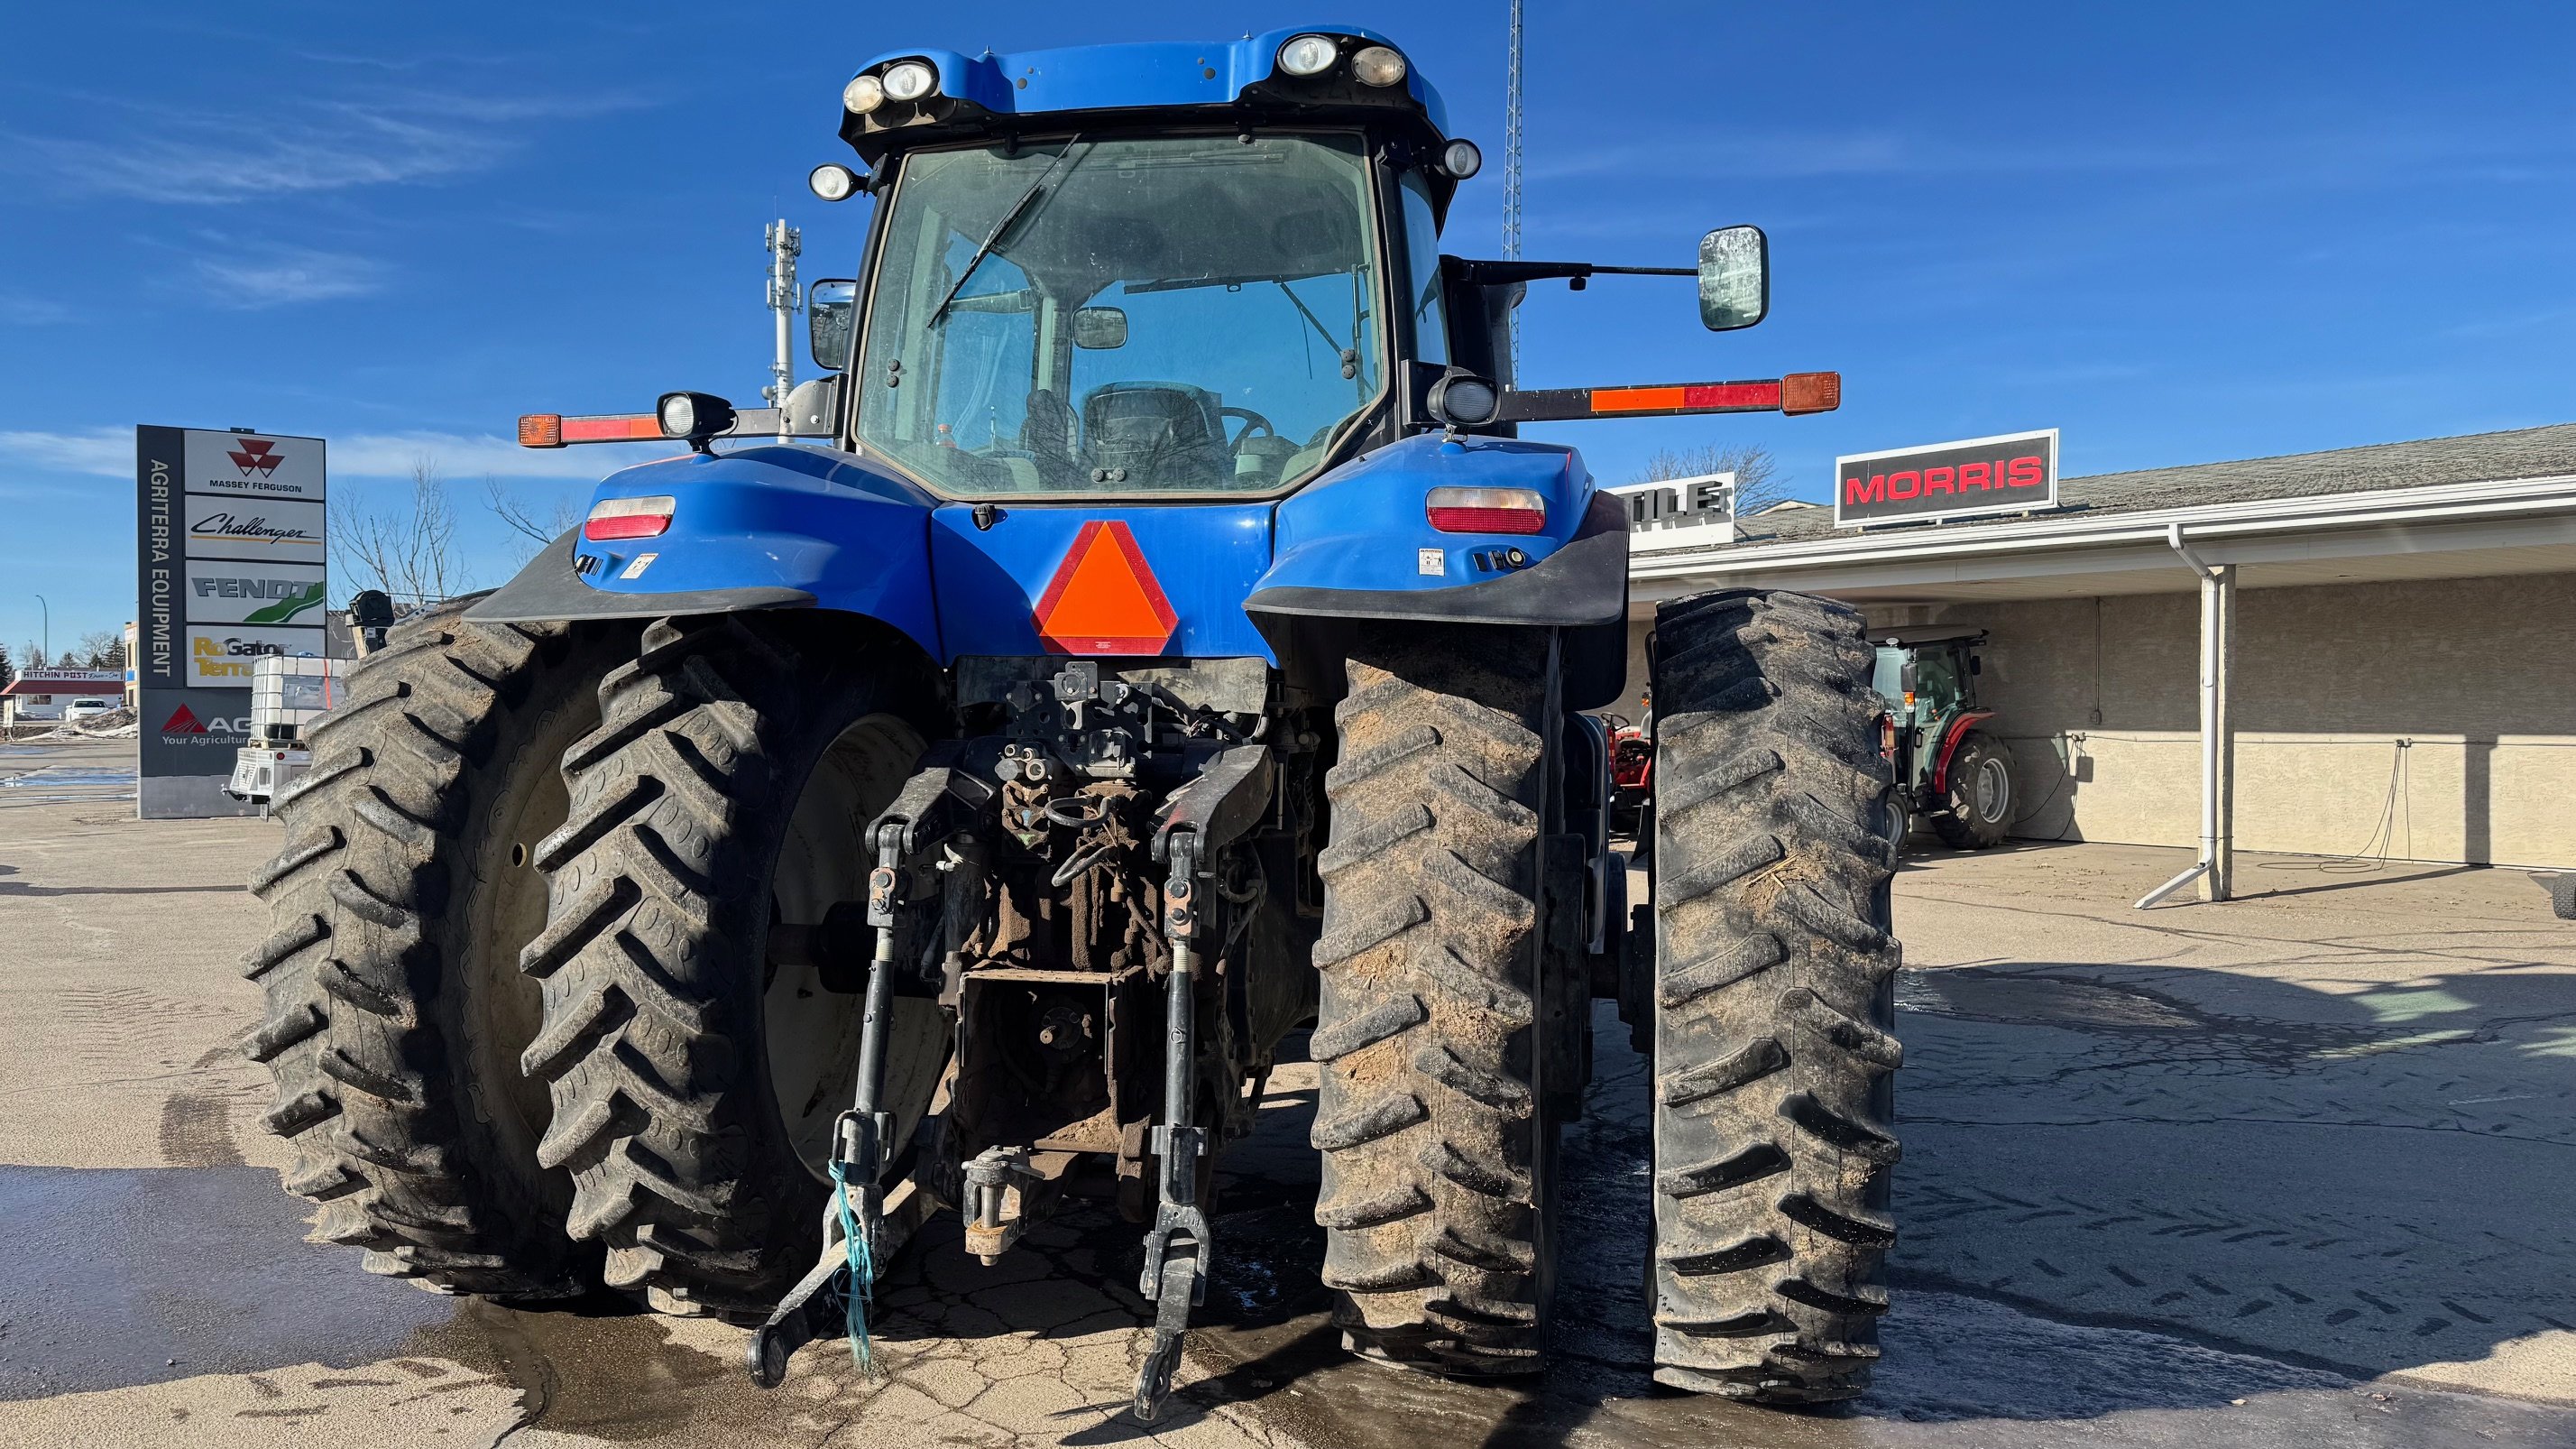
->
[1221,405,1276,455]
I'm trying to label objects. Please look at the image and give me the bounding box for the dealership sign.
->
[136,426,327,817]
[1835,429,2057,528]
[1606,472,1734,552]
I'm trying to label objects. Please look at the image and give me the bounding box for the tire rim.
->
[764,712,948,1181]
[1973,755,2010,823]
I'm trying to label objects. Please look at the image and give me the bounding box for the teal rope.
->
[826,1158,879,1376]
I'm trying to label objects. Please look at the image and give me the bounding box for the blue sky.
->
[5,2,2574,660]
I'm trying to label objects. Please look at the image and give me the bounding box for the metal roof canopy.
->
[1630,423,2576,608]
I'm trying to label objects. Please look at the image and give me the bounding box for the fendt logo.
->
[227,438,284,477]
[193,575,327,623]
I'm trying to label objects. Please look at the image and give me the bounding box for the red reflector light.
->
[1426,486,1546,534]
[1780,371,1842,415]
[584,494,676,541]
[518,413,564,448]
[584,513,669,541]
[561,413,666,443]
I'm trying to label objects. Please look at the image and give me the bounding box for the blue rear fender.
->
[465,445,944,658]
[1247,431,1627,629]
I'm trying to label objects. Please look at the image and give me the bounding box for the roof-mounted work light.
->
[1277,35,1339,77]
[881,60,938,102]
[842,74,885,114]
[1351,45,1407,87]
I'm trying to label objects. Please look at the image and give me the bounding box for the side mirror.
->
[1072,306,1128,349]
[809,279,857,369]
[1697,225,1769,331]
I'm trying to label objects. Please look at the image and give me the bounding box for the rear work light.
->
[1426,486,1547,534]
[584,495,676,541]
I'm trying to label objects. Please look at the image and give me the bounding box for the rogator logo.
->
[226,438,285,477]
[193,575,327,623]
[191,634,286,679]
[1835,429,2059,529]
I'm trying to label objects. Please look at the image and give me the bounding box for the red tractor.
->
[1605,704,1652,835]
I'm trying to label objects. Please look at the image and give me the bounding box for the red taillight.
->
[1425,486,1546,534]
[584,494,676,541]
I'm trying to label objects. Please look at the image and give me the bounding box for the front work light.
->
[1440,139,1483,180]
[842,74,885,114]
[1351,45,1407,87]
[1278,35,1339,77]
[809,163,860,202]
[882,60,938,102]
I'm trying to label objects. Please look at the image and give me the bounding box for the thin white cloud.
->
[0,427,670,481]
[5,89,649,205]
[0,293,75,325]
[196,246,386,308]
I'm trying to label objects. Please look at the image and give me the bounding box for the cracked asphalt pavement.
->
[4,735,2573,1446]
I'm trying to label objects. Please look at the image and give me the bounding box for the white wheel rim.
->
[1973,756,2010,822]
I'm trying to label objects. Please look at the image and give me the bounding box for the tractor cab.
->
[1873,628,2015,849]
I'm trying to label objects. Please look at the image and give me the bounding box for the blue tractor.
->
[247,26,1900,1417]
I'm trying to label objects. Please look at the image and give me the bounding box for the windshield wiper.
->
[927,137,1086,328]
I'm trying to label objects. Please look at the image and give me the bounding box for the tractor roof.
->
[840,26,1451,163]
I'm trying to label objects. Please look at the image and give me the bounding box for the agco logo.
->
[191,635,286,680]
[226,438,284,477]
[161,704,250,735]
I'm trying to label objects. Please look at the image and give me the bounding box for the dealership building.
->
[1622,421,2576,881]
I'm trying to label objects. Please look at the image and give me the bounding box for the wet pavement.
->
[0,739,138,808]
[2,784,2572,1447]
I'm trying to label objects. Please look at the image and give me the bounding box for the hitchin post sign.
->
[1835,429,2057,528]
[135,427,327,818]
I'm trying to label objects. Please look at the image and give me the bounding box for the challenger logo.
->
[226,438,284,477]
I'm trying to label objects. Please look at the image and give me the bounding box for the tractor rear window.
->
[852,134,1385,496]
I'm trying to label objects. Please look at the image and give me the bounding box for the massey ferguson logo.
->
[227,438,284,477]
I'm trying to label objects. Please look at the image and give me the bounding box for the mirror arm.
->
[1451,259,1693,286]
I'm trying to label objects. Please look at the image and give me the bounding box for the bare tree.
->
[78,629,124,669]
[1631,443,1790,514]
[333,455,463,606]
[483,475,584,566]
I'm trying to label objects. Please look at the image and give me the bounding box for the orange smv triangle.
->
[1032,520,1179,656]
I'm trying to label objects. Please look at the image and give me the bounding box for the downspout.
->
[2136,522,2230,908]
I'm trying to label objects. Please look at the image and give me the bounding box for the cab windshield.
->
[853,133,1385,496]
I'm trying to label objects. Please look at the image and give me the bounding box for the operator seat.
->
[1081,383,1227,490]
[1018,388,1087,491]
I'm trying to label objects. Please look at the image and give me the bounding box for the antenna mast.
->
[1504,0,1524,372]
[763,218,802,440]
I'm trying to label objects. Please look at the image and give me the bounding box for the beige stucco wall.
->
[1626,572,2576,868]
[1878,573,2576,867]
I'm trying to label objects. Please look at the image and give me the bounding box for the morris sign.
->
[1835,429,2057,528]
